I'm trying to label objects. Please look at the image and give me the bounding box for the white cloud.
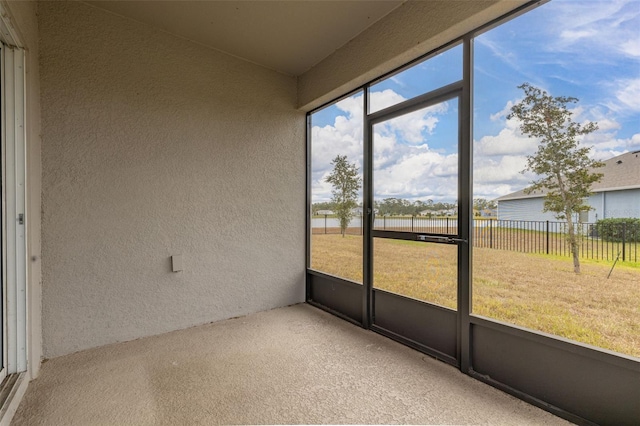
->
[473,183,521,200]
[378,102,448,145]
[475,36,521,72]
[560,29,598,43]
[570,106,624,134]
[370,100,457,200]
[548,0,640,59]
[473,132,535,199]
[590,149,629,161]
[584,131,640,153]
[373,150,459,200]
[369,89,407,114]
[489,100,516,121]
[390,75,406,88]
[474,155,529,183]
[475,114,539,157]
[608,78,640,113]
[593,118,622,132]
[312,89,458,202]
[620,37,640,57]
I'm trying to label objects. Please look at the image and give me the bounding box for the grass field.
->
[311,234,640,358]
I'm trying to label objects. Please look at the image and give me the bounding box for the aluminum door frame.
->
[363,83,471,367]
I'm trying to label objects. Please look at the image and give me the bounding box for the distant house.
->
[315,210,334,216]
[422,208,456,216]
[496,151,640,222]
[480,208,497,218]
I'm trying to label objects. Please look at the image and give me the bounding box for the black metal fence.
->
[473,219,638,263]
[311,216,639,263]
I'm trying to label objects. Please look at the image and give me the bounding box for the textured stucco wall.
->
[2,0,43,378]
[297,0,528,111]
[39,1,305,358]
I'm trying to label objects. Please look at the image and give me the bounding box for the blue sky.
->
[311,0,640,204]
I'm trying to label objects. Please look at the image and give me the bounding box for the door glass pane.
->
[373,238,457,309]
[368,44,462,114]
[372,98,459,309]
[373,99,459,233]
[309,91,364,283]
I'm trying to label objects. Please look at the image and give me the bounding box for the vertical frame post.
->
[363,88,373,328]
[305,113,312,300]
[458,36,473,373]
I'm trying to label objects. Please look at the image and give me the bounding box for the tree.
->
[312,201,335,215]
[325,155,362,237]
[473,198,497,211]
[508,83,604,274]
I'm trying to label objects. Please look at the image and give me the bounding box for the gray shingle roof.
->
[496,150,640,201]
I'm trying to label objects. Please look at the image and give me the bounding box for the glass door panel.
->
[373,239,457,309]
[371,98,459,310]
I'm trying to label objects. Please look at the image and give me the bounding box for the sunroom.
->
[0,0,637,424]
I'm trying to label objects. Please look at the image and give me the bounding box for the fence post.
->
[384,215,386,230]
[361,214,363,236]
[447,217,449,233]
[546,220,549,255]
[490,219,493,249]
[411,216,414,232]
[324,214,327,235]
[622,222,626,262]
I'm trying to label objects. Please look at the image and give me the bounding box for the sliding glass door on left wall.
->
[0,43,28,378]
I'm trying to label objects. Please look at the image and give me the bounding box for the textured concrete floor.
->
[13,303,570,425]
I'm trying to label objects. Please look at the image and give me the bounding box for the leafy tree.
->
[373,198,458,216]
[509,83,603,273]
[473,198,497,211]
[312,201,335,215]
[413,200,428,216]
[325,155,362,237]
[378,198,408,216]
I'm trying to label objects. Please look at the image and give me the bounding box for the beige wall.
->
[2,0,42,379]
[297,0,527,111]
[39,1,305,358]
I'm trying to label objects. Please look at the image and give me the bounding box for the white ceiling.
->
[85,1,405,76]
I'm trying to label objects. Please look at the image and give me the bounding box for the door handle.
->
[447,237,468,244]
[417,235,467,244]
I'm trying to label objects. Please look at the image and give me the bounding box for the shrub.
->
[594,218,640,242]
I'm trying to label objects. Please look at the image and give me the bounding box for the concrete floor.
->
[13,303,571,425]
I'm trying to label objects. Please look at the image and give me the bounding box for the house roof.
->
[496,151,640,201]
